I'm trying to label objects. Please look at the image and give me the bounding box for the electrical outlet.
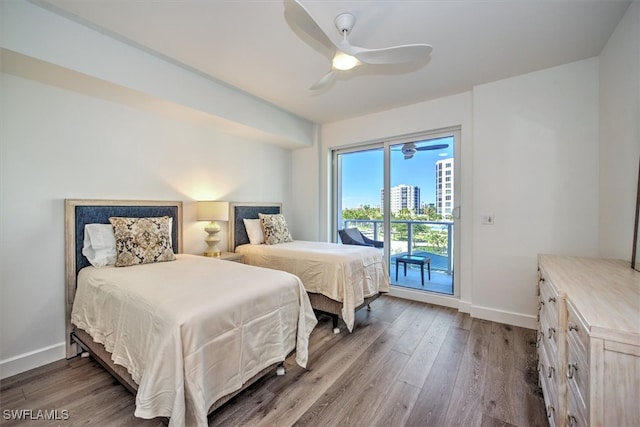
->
[481,214,494,225]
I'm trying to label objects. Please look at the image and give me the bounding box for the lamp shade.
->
[197,201,229,222]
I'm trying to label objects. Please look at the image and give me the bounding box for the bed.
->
[64,199,317,427]
[229,202,390,333]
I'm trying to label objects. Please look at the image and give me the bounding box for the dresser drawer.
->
[567,342,588,408]
[538,275,561,351]
[567,302,589,361]
[566,302,589,409]
[538,340,559,427]
[567,378,588,427]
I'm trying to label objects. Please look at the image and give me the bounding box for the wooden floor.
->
[1,296,547,427]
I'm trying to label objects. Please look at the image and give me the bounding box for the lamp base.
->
[203,221,223,258]
[203,250,222,258]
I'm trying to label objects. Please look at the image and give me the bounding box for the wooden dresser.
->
[537,255,640,427]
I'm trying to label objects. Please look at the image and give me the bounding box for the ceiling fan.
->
[394,142,449,160]
[284,0,433,90]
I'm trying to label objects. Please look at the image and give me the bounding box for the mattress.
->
[235,241,389,331]
[70,254,317,427]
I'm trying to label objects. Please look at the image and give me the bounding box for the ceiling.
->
[38,0,630,124]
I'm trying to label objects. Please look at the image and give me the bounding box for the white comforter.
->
[71,254,317,427]
[235,241,389,331]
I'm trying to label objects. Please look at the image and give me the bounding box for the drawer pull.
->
[567,363,578,379]
[547,405,555,417]
[548,366,555,378]
[547,327,556,339]
[568,323,579,332]
[538,301,545,311]
[548,296,556,303]
[568,414,577,426]
[540,276,545,283]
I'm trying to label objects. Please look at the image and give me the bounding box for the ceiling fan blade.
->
[392,143,449,151]
[415,144,449,151]
[351,44,433,65]
[284,0,336,52]
[310,70,336,90]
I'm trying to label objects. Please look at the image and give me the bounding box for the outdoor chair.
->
[338,228,383,248]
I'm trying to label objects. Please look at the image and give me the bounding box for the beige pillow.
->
[259,213,293,245]
[243,218,264,244]
[109,216,176,267]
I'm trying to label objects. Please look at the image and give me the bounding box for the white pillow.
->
[82,223,117,267]
[243,218,264,245]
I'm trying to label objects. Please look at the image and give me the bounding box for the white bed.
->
[230,203,390,332]
[65,200,317,427]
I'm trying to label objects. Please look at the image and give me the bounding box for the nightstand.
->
[213,252,244,263]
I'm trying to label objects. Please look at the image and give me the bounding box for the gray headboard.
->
[229,202,281,249]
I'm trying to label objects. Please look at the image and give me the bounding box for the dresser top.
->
[538,254,640,344]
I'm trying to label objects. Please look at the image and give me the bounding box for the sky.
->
[341,136,454,209]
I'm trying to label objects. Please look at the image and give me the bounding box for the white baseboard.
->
[0,342,66,379]
[388,286,460,309]
[469,304,537,330]
[388,287,537,330]
[457,300,472,314]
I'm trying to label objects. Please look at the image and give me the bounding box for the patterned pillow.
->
[259,213,293,245]
[109,216,176,267]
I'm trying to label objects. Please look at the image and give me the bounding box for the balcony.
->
[342,219,453,295]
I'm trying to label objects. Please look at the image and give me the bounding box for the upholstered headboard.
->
[72,204,180,274]
[229,202,281,249]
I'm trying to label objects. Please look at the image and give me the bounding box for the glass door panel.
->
[389,137,454,295]
[335,148,385,246]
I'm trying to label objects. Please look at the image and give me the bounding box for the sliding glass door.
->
[333,129,458,297]
[388,137,454,295]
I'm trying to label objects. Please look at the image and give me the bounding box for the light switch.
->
[481,214,494,225]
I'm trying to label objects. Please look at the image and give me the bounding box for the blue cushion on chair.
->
[343,228,366,244]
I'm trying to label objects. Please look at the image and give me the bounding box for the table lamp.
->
[196,201,229,257]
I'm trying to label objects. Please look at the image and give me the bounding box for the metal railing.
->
[342,219,453,274]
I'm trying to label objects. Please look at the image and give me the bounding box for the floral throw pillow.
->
[109,216,176,267]
[259,213,293,245]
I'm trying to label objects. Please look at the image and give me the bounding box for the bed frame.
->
[228,202,381,332]
[64,199,280,418]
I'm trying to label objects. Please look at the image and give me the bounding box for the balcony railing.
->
[342,219,453,275]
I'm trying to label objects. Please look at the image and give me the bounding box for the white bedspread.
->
[71,254,317,427]
[235,241,389,331]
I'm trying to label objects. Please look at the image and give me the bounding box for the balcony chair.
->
[339,228,383,248]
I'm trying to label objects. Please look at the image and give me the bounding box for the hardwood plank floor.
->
[0,296,546,427]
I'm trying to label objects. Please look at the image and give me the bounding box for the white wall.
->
[598,0,640,260]
[472,59,600,322]
[0,71,293,378]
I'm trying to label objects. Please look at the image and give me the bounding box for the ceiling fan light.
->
[332,51,359,70]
